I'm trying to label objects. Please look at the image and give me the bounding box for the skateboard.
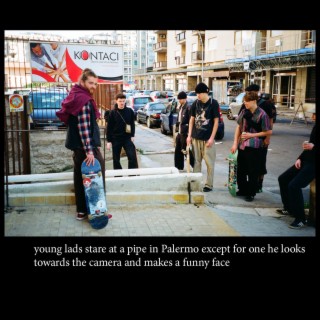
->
[81,159,109,229]
[226,150,238,197]
[186,145,191,202]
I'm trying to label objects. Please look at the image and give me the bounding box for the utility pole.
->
[145,31,148,90]
[197,31,204,82]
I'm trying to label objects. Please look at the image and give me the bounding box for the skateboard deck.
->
[81,159,109,229]
[226,150,238,197]
[186,145,191,202]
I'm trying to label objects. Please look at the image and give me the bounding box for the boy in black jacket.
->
[106,93,138,169]
[277,109,316,228]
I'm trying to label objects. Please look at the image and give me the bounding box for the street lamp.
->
[197,31,204,82]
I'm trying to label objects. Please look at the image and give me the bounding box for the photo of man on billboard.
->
[30,42,70,82]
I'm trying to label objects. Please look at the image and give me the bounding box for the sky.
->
[5,30,109,39]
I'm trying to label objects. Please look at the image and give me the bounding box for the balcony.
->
[192,30,205,36]
[153,41,167,52]
[176,32,186,43]
[153,61,167,70]
[191,51,204,62]
[175,56,186,66]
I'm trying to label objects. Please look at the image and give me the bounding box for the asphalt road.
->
[132,113,314,203]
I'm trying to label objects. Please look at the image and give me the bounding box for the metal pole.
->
[197,31,204,82]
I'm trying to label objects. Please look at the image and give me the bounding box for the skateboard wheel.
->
[98,171,102,177]
[82,174,86,179]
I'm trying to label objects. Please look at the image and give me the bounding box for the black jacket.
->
[298,125,316,163]
[177,102,191,135]
[106,105,135,142]
[65,101,101,151]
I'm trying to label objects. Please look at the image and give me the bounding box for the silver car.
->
[227,92,277,122]
[227,92,245,120]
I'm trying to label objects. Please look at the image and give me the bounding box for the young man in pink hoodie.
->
[61,68,111,221]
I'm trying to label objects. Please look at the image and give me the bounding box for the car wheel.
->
[161,122,167,135]
[227,109,234,120]
[147,117,152,128]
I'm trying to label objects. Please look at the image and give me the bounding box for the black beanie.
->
[195,82,209,93]
[245,84,260,92]
[177,91,187,99]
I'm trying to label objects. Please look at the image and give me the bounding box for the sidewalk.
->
[4,120,315,237]
[4,202,315,237]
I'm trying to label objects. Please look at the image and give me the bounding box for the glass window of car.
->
[134,97,152,104]
[150,103,166,111]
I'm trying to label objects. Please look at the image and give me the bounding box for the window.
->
[271,30,283,37]
[241,31,251,46]
[306,67,315,102]
[178,78,187,92]
[307,30,316,44]
[208,37,217,50]
[165,79,173,90]
[235,31,241,45]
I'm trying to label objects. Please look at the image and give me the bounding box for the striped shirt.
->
[77,103,93,154]
[237,107,271,150]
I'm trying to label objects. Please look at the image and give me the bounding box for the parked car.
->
[142,90,152,96]
[160,98,178,135]
[126,95,153,119]
[227,92,245,120]
[150,91,167,101]
[187,90,213,104]
[137,102,166,128]
[219,103,229,114]
[28,89,68,128]
[227,92,277,122]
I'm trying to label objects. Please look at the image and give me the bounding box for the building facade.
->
[134,30,315,111]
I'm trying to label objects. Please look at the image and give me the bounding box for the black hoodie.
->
[106,104,135,142]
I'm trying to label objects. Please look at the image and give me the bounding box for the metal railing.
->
[153,41,167,51]
[192,51,204,61]
[176,32,186,42]
[175,56,185,65]
[153,61,167,69]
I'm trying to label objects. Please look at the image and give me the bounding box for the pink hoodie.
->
[56,84,100,125]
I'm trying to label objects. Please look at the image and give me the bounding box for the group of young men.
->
[60,69,315,229]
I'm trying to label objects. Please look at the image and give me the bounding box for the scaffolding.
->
[225,31,316,73]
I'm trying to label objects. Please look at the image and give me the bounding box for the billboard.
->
[29,42,123,84]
